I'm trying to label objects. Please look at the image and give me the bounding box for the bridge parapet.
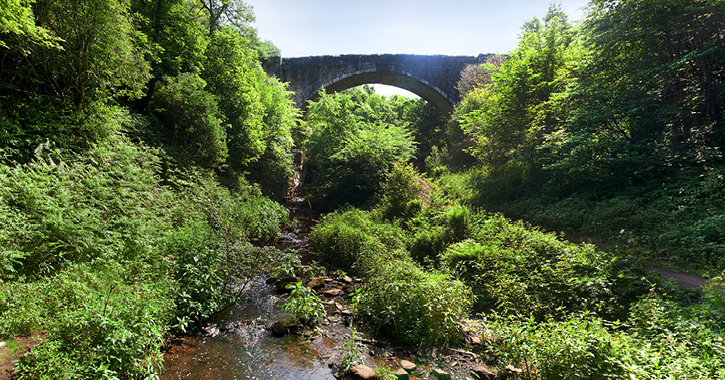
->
[263,54,492,116]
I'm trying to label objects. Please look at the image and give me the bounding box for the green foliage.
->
[359,257,472,346]
[485,299,725,380]
[309,208,407,276]
[170,171,297,328]
[461,5,575,179]
[440,212,650,320]
[150,72,227,168]
[409,204,473,266]
[304,89,417,209]
[1,260,175,379]
[284,282,324,326]
[0,134,174,280]
[338,329,365,373]
[378,161,423,221]
[33,0,151,113]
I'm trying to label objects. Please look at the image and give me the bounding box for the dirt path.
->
[647,266,706,289]
[0,332,46,380]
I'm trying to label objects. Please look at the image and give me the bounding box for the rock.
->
[394,368,409,380]
[503,364,523,376]
[323,288,343,297]
[202,324,220,337]
[340,309,354,317]
[275,277,299,293]
[348,364,378,380]
[471,363,496,380]
[431,368,451,380]
[266,319,295,337]
[399,360,416,371]
[342,275,353,283]
[307,277,326,289]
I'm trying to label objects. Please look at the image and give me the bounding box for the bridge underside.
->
[312,71,454,116]
[263,54,493,118]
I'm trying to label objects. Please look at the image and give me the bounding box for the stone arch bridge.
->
[263,54,492,116]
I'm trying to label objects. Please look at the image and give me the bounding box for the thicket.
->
[0,133,297,377]
[0,0,300,377]
[449,1,725,273]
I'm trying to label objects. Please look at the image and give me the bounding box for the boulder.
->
[275,277,299,293]
[431,368,451,380]
[394,368,409,380]
[399,360,416,371]
[323,288,343,297]
[307,277,327,289]
[471,363,496,380]
[348,364,378,380]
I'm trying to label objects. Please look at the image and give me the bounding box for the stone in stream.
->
[399,360,416,371]
[431,368,451,380]
[307,277,326,289]
[275,277,300,293]
[394,368,409,380]
[348,364,378,380]
[323,288,343,297]
[471,363,496,380]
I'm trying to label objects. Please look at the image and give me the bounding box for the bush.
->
[359,258,472,346]
[1,261,175,379]
[441,212,649,320]
[378,161,424,221]
[310,209,407,276]
[409,204,474,266]
[284,283,325,326]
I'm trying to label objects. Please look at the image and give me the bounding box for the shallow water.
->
[160,278,339,380]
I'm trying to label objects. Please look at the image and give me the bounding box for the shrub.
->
[378,161,424,221]
[359,258,472,346]
[310,209,407,275]
[284,283,325,326]
[2,261,175,379]
[409,204,475,266]
[150,73,227,168]
[441,212,648,320]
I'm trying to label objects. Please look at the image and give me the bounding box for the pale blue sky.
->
[249,0,591,97]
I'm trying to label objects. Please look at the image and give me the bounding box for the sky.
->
[249,0,591,97]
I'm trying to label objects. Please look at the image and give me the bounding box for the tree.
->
[34,0,151,113]
[0,0,60,53]
[577,0,725,168]
[462,5,576,180]
[304,89,416,209]
[197,0,254,36]
[149,72,227,167]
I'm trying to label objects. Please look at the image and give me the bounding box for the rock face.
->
[471,363,496,380]
[348,364,378,380]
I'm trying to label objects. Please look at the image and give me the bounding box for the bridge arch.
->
[310,70,454,115]
[263,54,492,117]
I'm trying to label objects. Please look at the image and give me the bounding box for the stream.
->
[160,197,345,380]
[159,197,481,380]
